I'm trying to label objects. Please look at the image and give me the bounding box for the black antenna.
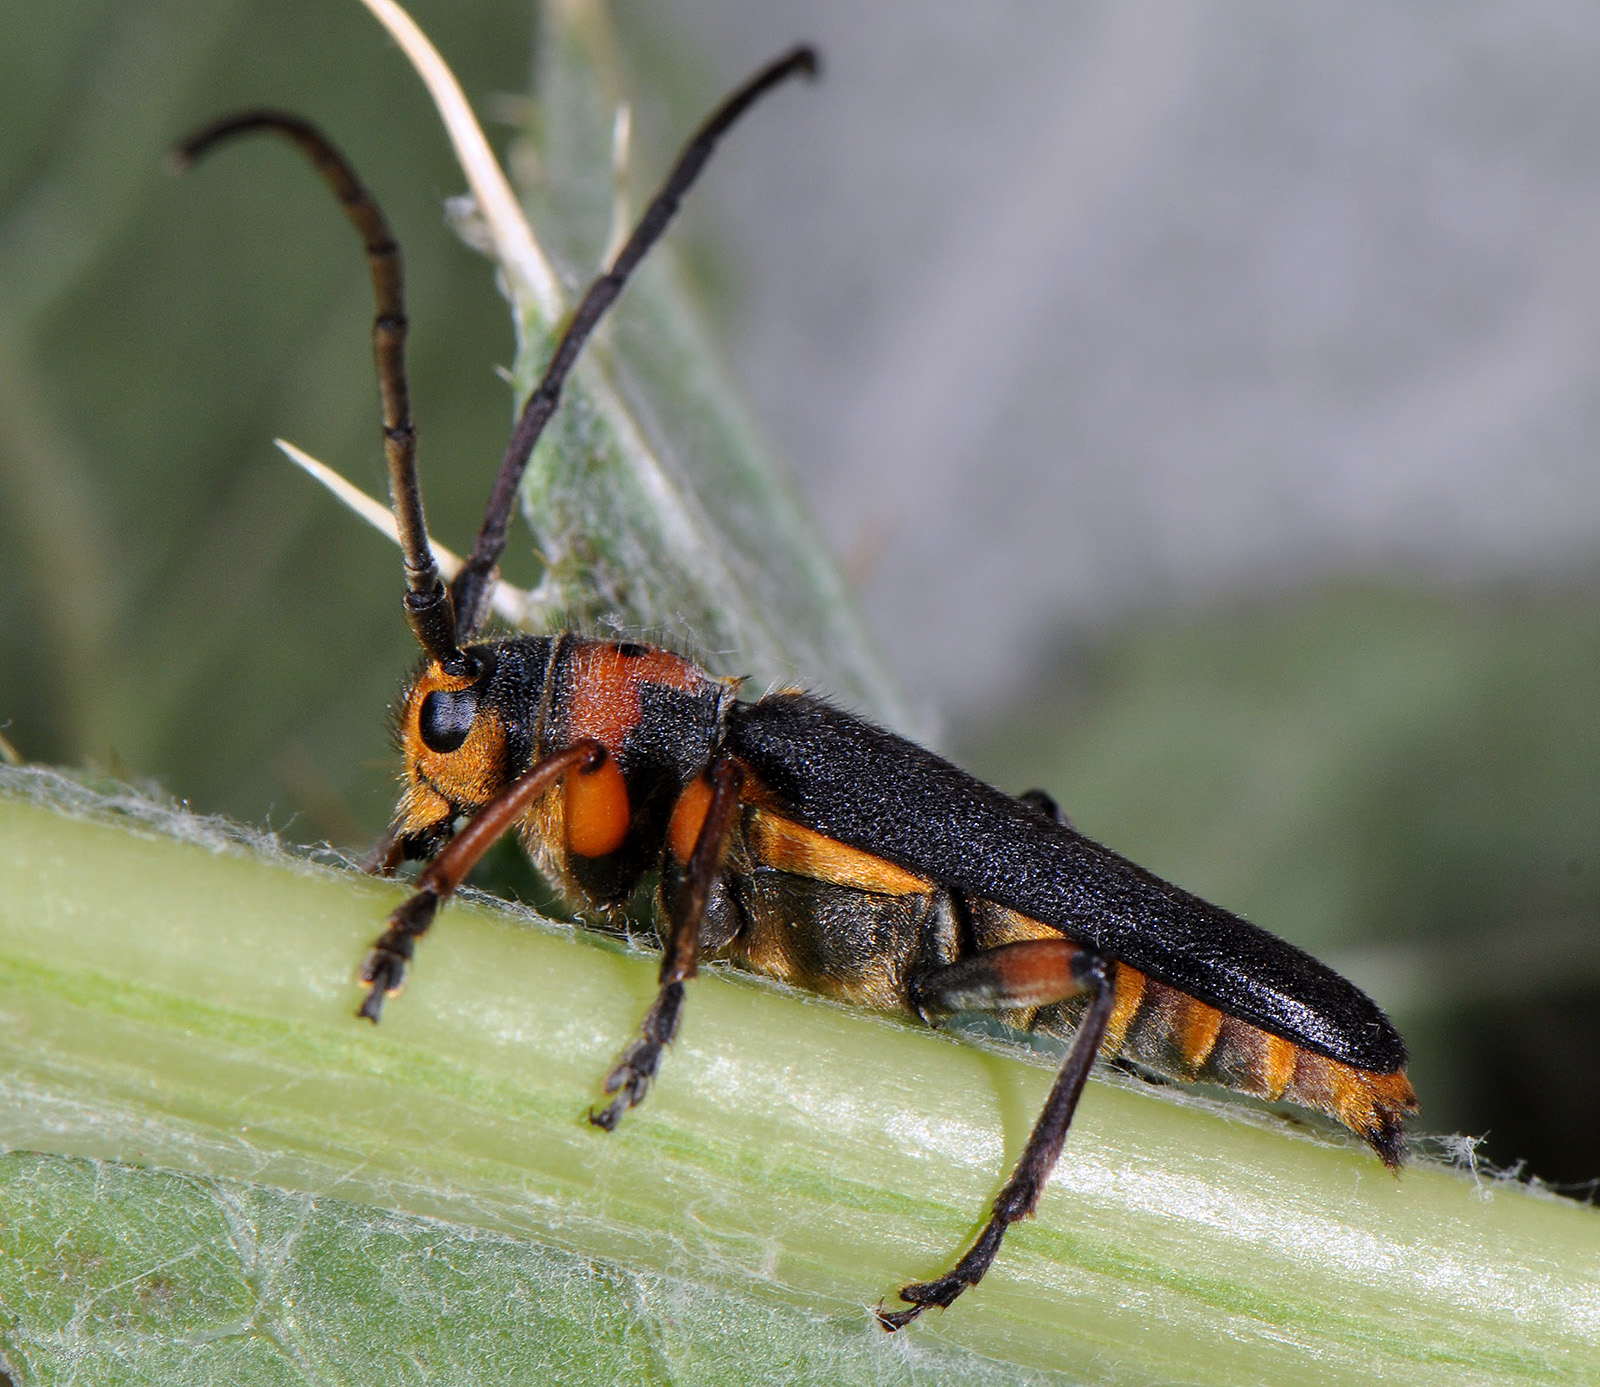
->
[172,112,469,674]
[448,44,820,640]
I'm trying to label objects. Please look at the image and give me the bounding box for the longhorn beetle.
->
[174,45,1417,1329]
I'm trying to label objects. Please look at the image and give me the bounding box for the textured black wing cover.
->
[727,694,1405,1071]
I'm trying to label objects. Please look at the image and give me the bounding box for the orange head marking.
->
[395,655,511,837]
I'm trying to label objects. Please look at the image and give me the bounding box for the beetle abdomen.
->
[961,898,1416,1166]
[1059,961,1416,1166]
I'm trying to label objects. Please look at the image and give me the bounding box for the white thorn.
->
[601,102,633,269]
[355,0,563,325]
[274,438,532,626]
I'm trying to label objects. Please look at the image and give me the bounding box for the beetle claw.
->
[357,947,407,1022]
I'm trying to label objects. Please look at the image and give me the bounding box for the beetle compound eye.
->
[417,688,478,753]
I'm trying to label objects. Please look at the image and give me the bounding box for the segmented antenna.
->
[447,44,820,640]
[172,43,817,663]
[171,112,468,674]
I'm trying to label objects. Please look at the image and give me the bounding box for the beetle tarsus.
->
[590,980,685,1130]
[876,1222,1007,1330]
[356,888,439,1021]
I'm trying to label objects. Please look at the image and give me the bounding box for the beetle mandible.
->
[174,45,1417,1329]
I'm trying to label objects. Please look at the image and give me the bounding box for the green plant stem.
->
[2,766,1597,1385]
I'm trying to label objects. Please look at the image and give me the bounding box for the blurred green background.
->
[2,0,1598,1196]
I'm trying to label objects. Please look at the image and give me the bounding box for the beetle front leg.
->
[881,943,1115,1330]
[590,758,745,1131]
[357,741,603,1021]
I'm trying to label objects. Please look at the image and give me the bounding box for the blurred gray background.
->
[641,0,1600,714]
[3,0,1598,1185]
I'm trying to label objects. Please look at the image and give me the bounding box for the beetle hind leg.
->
[911,936,1091,1021]
[882,942,1114,1331]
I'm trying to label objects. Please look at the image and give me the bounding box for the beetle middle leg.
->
[881,940,1115,1330]
[1017,787,1072,831]
[589,758,746,1131]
